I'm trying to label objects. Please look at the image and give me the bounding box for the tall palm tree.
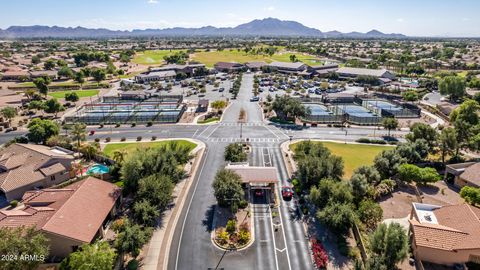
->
[71,123,86,148]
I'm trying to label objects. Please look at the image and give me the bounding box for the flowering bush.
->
[311,239,328,269]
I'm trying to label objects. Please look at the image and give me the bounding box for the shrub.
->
[99,124,104,128]
[146,121,153,127]
[151,136,157,141]
[217,230,229,245]
[115,123,120,128]
[226,219,236,234]
[120,137,126,142]
[9,200,18,208]
[311,239,328,269]
[105,137,111,142]
[131,122,136,127]
[94,138,100,143]
[136,136,142,141]
[238,229,250,245]
[127,259,139,270]
[238,200,248,209]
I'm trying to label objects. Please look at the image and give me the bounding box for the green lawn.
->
[102,140,197,158]
[48,90,99,98]
[290,141,393,179]
[191,49,324,68]
[197,117,220,124]
[132,49,185,65]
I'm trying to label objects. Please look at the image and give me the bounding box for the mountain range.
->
[0,18,407,39]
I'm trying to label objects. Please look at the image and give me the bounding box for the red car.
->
[282,186,293,200]
[89,130,95,136]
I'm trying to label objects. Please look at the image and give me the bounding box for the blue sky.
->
[1,0,479,37]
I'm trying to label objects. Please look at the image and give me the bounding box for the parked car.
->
[89,130,95,136]
[218,87,225,92]
[281,186,293,200]
[250,96,260,102]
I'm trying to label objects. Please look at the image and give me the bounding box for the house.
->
[245,61,266,71]
[135,70,176,83]
[0,144,75,202]
[30,70,58,80]
[445,162,480,188]
[0,177,121,259]
[214,62,245,73]
[336,67,396,80]
[409,203,480,266]
[268,61,310,75]
[0,70,30,81]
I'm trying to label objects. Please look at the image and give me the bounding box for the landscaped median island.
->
[211,168,253,250]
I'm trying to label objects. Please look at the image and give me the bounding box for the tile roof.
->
[0,144,74,193]
[411,204,480,251]
[0,177,120,243]
[459,162,480,186]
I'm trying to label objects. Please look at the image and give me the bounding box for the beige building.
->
[0,144,75,202]
[409,203,480,266]
[0,177,121,260]
[445,162,480,188]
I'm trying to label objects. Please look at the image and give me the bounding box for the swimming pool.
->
[87,164,110,175]
[304,104,332,116]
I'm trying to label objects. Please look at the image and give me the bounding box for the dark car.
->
[281,186,293,200]
[89,130,95,136]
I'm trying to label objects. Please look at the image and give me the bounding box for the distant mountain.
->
[0,18,407,39]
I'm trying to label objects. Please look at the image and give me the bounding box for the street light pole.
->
[345,129,348,144]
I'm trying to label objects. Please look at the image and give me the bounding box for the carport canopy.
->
[225,165,279,186]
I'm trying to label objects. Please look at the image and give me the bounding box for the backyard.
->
[102,140,197,158]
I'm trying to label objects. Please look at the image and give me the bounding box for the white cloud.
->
[265,6,275,12]
[462,18,470,21]
[147,0,158,4]
[396,18,404,23]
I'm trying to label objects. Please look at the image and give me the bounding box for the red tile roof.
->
[0,177,121,243]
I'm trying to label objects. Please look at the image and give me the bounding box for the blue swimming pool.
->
[87,164,110,175]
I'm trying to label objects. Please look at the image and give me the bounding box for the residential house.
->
[0,70,30,81]
[30,70,58,80]
[0,144,75,202]
[0,177,121,259]
[409,203,480,266]
[445,162,480,188]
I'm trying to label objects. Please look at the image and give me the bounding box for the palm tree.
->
[71,123,87,148]
[80,143,100,161]
[112,150,126,164]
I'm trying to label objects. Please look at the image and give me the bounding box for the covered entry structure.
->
[226,165,279,204]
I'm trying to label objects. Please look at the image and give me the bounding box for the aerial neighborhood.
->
[0,2,480,270]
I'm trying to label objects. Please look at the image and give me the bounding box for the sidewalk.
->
[141,139,206,270]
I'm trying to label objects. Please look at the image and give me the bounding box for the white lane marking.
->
[175,148,209,270]
[192,129,198,137]
[263,124,280,139]
[268,205,280,270]
[206,124,220,138]
[196,125,212,137]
